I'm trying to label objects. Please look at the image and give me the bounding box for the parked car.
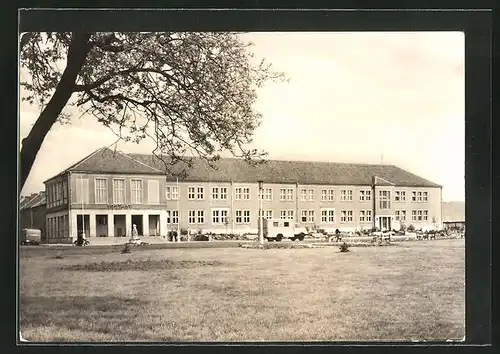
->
[20,228,41,245]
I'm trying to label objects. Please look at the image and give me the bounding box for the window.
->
[264,188,272,200]
[423,191,428,202]
[359,210,371,222]
[188,187,196,200]
[301,210,315,222]
[62,180,68,203]
[300,189,314,201]
[412,210,417,221]
[423,210,428,221]
[379,190,391,210]
[167,210,179,224]
[287,210,294,220]
[235,187,242,200]
[212,187,219,200]
[197,210,205,224]
[412,191,417,202]
[321,189,327,201]
[188,210,196,224]
[235,210,242,224]
[340,189,353,201]
[301,189,307,201]
[172,210,179,224]
[212,187,228,200]
[280,210,287,220]
[95,178,107,204]
[265,210,273,219]
[131,179,143,204]
[212,209,228,225]
[76,178,90,204]
[359,190,371,202]
[148,180,160,204]
[341,210,353,223]
[243,188,250,200]
[280,188,294,201]
[197,187,204,200]
[417,210,423,221]
[321,209,335,223]
[220,187,228,200]
[243,210,251,223]
[395,210,406,222]
[410,209,428,222]
[166,186,179,200]
[395,190,406,202]
[417,191,422,202]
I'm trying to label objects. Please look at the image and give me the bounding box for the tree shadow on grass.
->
[20,295,169,341]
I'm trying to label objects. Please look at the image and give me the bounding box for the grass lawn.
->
[19,239,465,342]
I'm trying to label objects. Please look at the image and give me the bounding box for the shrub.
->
[180,228,188,236]
[55,251,63,259]
[371,226,380,233]
[339,242,350,252]
[121,243,131,254]
[400,223,407,232]
[407,224,416,232]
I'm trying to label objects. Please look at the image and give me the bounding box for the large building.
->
[43,147,443,243]
[19,191,47,241]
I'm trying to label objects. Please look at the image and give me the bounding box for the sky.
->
[19,32,465,201]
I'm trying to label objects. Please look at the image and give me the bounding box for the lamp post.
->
[258,180,264,246]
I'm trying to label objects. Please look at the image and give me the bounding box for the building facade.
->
[43,147,443,243]
[19,191,47,241]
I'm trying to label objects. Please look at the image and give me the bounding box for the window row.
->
[73,178,431,205]
[46,215,69,239]
[394,209,430,222]
[46,180,68,208]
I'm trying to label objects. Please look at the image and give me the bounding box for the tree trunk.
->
[20,33,92,190]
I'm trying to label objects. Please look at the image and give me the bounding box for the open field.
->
[19,239,465,342]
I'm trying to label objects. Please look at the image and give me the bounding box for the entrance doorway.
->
[76,215,90,237]
[148,215,160,236]
[379,216,392,231]
[131,215,144,236]
[114,215,126,237]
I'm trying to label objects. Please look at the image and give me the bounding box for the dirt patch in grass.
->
[60,259,225,272]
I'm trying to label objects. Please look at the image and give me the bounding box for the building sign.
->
[107,204,133,210]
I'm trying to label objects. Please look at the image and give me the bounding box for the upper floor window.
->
[75,178,90,204]
[148,180,160,204]
[188,186,204,200]
[166,186,179,200]
[95,178,107,204]
[340,189,353,201]
[395,190,406,202]
[379,190,391,210]
[131,179,143,204]
[112,179,125,204]
[359,190,371,202]
[422,191,428,202]
[280,188,294,201]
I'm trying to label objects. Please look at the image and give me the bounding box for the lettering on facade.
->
[106,204,133,210]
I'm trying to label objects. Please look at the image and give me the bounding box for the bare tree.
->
[19,32,287,188]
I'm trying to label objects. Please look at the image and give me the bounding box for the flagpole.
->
[81,176,85,238]
[176,177,180,242]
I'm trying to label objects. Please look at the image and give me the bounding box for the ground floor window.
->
[321,209,335,223]
[340,210,353,223]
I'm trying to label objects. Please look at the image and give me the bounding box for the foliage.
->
[339,242,350,253]
[121,243,131,254]
[407,224,416,232]
[19,32,287,187]
[399,223,407,232]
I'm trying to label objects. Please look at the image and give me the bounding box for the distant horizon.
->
[20,32,464,202]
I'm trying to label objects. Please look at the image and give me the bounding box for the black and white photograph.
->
[18,16,471,343]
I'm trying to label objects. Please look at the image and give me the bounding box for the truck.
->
[20,228,41,245]
[261,218,308,242]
